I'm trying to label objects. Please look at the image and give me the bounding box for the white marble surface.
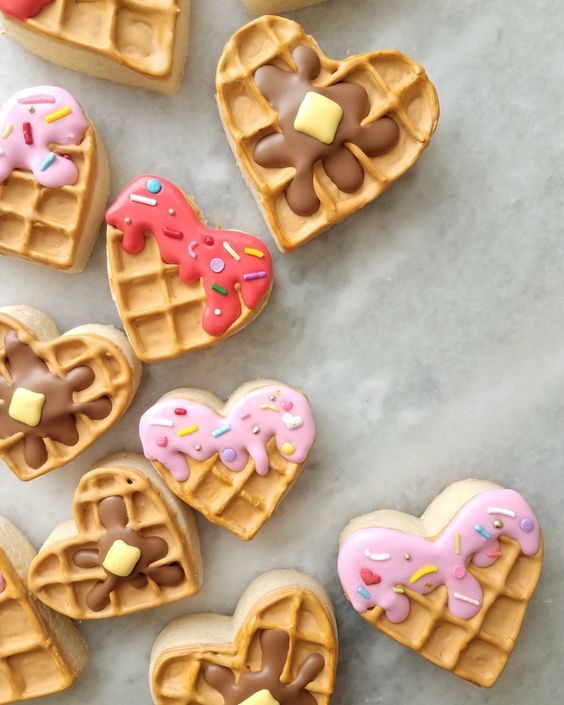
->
[0,0,562,703]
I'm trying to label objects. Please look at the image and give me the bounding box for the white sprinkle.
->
[364,550,391,561]
[149,419,174,427]
[214,308,221,316]
[130,194,158,206]
[487,507,516,518]
[453,592,480,607]
[223,241,241,261]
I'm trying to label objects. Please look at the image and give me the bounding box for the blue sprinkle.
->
[474,524,491,540]
[357,586,371,600]
[39,152,56,172]
[212,424,231,438]
[146,178,163,194]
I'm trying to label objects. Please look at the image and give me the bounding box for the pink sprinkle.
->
[174,408,187,416]
[163,227,183,240]
[240,412,251,420]
[243,271,267,281]
[156,437,168,448]
[281,401,293,411]
[18,95,56,105]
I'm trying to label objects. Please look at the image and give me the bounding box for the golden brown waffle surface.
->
[0,126,102,271]
[363,537,543,687]
[28,458,202,620]
[151,571,337,705]
[217,15,439,251]
[0,309,137,481]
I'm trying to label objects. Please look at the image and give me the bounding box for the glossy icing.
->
[338,489,541,622]
[140,384,315,482]
[0,86,88,188]
[106,176,273,338]
[0,0,52,20]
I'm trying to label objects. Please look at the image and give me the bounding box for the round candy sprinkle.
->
[452,564,466,580]
[174,408,187,416]
[156,437,168,448]
[493,519,504,529]
[146,178,162,194]
[520,517,535,533]
[195,444,202,451]
[125,217,132,225]
[214,308,222,316]
[204,235,215,246]
[404,553,411,561]
[221,448,237,463]
[210,257,225,273]
[281,442,295,455]
[281,400,293,411]
[169,208,176,216]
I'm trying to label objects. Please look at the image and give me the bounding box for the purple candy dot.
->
[452,564,466,580]
[520,517,534,533]
[210,257,225,273]
[221,448,237,463]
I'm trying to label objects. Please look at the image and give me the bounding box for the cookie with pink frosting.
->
[337,480,544,687]
[139,381,316,540]
[0,85,109,271]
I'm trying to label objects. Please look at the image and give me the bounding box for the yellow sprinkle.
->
[281,442,296,455]
[259,404,280,412]
[244,247,264,259]
[178,425,199,437]
[45,106,72,124]
[409,565,439,585]
[455,532,461,555]
[1,123,13,139]
[393,586,406,594]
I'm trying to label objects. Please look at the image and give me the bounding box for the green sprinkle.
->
[212,284,228,296]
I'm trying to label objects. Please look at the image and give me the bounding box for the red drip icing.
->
[105,175,274,338]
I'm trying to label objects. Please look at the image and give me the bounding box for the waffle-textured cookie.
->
[139,381,316,540]
[150,570,337,705]
[0,86,108,271]
[106,175,274,363]
[0,305,140,481]
[244,0,326,13]
[217,15,439,251]
[337,480,543,687]
[0,516,88,704]
[28,454,203,620]
[0,1,191,94]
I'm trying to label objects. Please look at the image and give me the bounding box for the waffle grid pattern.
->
[0,128,95,270]
[362,537,543,687]
[155,437,304,541]
[0,315,133,480]
[217,15,439,250]
[28,466,200,619]
[0,550,74,704]
[153,588,336,705]
[25,0,180,77]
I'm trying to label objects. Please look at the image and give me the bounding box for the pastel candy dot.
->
[204,235,214,246]
[156,436,168,448]
[221,448,237,463]
[520,517,535,533]
[146,178,162,194]
[210,257,225,273]
[281,400,293,411]
[281,442,296,455]
[452,564,466,580]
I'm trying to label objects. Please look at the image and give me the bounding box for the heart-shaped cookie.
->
[338,480,543,687]
[106,175,274,363]
[0,305,140,481]
[0,1,191,94]
[217,16,439,252]
[0,515,88,704]
[0,86,109,271]
[150,570,337,705]
[28,454,203,619]
[139,381,316,540]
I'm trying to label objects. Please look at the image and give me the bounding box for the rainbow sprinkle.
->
[223,241,240,261]
[130,194,157,206]
[243,271,268,281]
[23,122,33,145]
[18,95,56,105]
[357,586,371,600]
[1,123,13,140]
[259,404,280,412]
[45,106,72,124]
[178,425,199,437]
[244,247,264,258]
[474,524,491,540]
[455,532,461,555]
[39,152,56,172]
[212,424,231,438]
[212,284,228,295]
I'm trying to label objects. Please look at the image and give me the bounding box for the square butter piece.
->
[239,690,280,705]
[102,540,141,577]
[8,387,46,427]
[294,91,344,145]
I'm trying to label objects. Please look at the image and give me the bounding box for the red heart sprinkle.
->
[360,568,381,585]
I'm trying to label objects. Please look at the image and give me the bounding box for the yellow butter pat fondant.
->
[8,387,46,427]
[294,91,344,145]
[238,690,280,705]
[102,539,141,577]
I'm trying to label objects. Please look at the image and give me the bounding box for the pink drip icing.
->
[338,488,541,622]
[0,86,88,188]
[0,0,53,20]
[105,175,274,338]
[139,384,316,482]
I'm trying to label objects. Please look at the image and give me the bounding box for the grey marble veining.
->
[0,0,562,703]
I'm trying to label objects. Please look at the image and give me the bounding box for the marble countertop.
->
[0,0,562,703]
